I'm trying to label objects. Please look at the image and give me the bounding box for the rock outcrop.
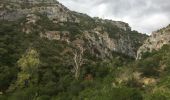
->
[0,0,78,22]
[84,30,135,58]
[137,25,170,59]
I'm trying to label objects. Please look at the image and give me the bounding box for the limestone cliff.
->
[0,0,78,22]
[137,25,170,59]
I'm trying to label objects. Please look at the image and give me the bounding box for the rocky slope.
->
[137,25,170,59]
[0,0,78,22]
[0,0,147,58]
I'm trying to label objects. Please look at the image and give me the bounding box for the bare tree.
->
[72,44,85,80]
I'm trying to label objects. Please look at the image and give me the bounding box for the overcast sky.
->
[58,0,170,34]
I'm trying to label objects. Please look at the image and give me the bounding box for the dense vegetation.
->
[0,17,170,100]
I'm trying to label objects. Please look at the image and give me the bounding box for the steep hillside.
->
[0,19,141,100]
[135,44,170,100]
[0,0,147,58]
[137,25,170,59]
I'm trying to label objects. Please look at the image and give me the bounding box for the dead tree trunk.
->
[73,46,85,80]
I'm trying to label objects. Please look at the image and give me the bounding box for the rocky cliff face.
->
[137,25,170,59]
[83,29,137,58]
[0,0,78,22]
[0,0,147,58]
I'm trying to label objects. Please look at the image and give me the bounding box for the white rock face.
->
[94,18,131,31]
[41,31,70,43]
[137,25,170,59]
[0,0,78,23]
[84,30,136,58]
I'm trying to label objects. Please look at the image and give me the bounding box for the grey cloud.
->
[58,0,170,34]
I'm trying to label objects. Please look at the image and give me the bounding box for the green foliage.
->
[145,93,167,100]
[73,12,96,30]
[17,49,40,74]
[102,21,122,39]
[14,49,40,88]
[129,31,148,49]
[0,21,29,91]
[148,76,170,99]
[37,95,51,100]
[138,57,160,77]
[0,66,17,92]
[137,44,170,77]
[78,86,143,100]
[8,87,38,100]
